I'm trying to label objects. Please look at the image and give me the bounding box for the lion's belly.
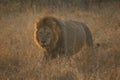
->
[61,21,86,55]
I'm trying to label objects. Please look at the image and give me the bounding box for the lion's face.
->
[36,27,53,49]
[34,17,61,53]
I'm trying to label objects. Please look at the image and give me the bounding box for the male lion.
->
[34,16,93,58]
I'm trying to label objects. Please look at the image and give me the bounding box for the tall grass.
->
[0,1,120,80]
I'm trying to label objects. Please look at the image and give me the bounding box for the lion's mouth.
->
[41,44,48,48]
[41,44,46,47]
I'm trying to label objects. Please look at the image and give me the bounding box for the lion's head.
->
[34,16,62,53]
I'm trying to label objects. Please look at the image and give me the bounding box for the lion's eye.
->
[39,31,42,34]
[46,33,50,37]
[46,32,51,37]
[38,32,43,37]
[46,32,49,35]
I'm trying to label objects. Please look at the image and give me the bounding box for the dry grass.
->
[0,2,120,80]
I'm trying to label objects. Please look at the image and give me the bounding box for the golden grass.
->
[0,2,120,80]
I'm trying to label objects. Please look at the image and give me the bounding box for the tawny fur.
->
[34,16,93,58]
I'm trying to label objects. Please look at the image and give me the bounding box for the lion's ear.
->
[51,20,57,26]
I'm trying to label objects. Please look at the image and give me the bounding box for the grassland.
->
[0,1,120,80]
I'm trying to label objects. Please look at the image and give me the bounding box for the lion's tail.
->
[82,23,93,47]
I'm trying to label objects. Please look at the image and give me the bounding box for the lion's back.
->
[56,20,93,56]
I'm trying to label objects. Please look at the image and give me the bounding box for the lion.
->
[34,16,93,58]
